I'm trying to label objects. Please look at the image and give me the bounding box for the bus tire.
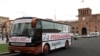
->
[43,44,50,55]
[65,40,69,48]
[9,50,15,53]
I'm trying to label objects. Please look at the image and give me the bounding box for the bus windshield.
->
[10,23,33,36]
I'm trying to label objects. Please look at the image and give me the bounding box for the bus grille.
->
[11,42,26,46]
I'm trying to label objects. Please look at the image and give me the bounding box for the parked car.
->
[89,32,100,37]
[73,33,79,40]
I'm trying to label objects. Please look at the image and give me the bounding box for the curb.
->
[0,52,19,55]
[0,52,9,55]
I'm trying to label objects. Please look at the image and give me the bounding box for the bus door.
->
[34,20,42,45]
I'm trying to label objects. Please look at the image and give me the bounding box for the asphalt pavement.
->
[1,37,100,56]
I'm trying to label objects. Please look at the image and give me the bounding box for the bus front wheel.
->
[9,50,15,53]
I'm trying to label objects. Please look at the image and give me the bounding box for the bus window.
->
[42,21,54,33]
[54,23,63,33]
[63,25,68,33]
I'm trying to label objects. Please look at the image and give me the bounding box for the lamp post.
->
[54,9,56,21]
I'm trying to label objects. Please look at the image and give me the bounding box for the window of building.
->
[72,27,74,29]
[76,31,78,33]
[95,26,97,29]
[86,22,88,24]
[76,27,78,29]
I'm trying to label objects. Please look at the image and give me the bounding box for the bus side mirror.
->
[31,19,36,28]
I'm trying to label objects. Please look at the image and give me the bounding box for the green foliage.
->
[0,44,8,53]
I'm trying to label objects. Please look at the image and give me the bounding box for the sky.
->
[0,0,100,21]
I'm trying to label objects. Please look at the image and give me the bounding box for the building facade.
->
[69,8,100,35]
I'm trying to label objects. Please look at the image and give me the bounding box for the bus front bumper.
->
[8,46,41,55]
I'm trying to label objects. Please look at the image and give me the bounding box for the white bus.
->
[8,17,73,55]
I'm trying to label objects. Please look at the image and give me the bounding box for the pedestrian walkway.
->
[0,38,6,44]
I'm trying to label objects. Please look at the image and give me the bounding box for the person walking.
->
[6,32,9,43]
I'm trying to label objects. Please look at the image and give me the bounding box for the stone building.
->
[69,8,100,35]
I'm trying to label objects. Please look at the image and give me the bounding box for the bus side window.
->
[42,21,54,33]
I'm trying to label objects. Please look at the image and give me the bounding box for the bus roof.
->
[15,17,71,26]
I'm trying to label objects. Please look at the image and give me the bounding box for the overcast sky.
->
[0,0,100,21]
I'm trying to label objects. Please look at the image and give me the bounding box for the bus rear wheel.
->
[43,44,50,55]
[65,41,69,48]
